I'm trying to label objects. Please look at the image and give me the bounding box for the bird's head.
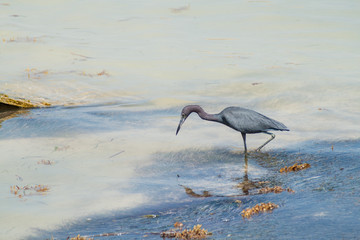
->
[176,105,200,135]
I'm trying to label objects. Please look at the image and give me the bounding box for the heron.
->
[176,105,289,153]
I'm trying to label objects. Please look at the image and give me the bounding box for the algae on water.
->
[0,93,51,108]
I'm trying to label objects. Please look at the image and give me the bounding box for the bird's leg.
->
[241,133,247,154]
[256,132,275,151]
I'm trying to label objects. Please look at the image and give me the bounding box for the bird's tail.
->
[271,119,289,131]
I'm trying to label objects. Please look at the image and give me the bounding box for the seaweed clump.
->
[280,163,310,173]
[161,223,212,239]
[181,185,212,198]
[10,184,50,198]
[37,159,54,165]
[0,94,37,108]
[258,186,294,194]
[0,93,51,108]
[70,235,93,240]
[241,202,278,218]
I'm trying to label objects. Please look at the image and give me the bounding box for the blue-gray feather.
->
[216,107,289,134]
[176,105,289,152]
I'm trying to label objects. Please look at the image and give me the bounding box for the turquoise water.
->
[1,0,360,239]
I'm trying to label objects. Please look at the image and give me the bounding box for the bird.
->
[176,105,289,153]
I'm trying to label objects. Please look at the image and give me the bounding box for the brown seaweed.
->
[69,235,93,240]
[0,93,51,108]
[181,185,212,198]
[241,202,278,218]
[10,184,50,198]
[279,163,311,173]
[161,224,212,239]
[258,186,294,194]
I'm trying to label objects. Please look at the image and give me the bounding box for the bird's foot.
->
[255,144,266,152]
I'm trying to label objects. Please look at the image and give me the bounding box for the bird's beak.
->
[176,116,186,135]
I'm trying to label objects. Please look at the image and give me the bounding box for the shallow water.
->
[1,0,360,239]
[1,106,360,239]
[29,137,360,239]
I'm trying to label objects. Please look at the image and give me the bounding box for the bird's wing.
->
[220,107,288,133]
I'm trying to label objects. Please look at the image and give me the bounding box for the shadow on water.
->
[29,140,360,239]
[0,103,29,128]
[178,154,269,198]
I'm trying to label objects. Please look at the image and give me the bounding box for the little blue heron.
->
[176,105,289,153]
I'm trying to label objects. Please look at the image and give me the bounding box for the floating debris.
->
[142,214,157,219]
[69,232,123,239]
[258,186,295,194]
[181,185,212,198]
[170,4,190,13]
[174,222,184,228]
[54,145,70,151]
[96,70,110,76]
[235,200,242,205]
[161,231,177,238]
[241,202,278,218]
[2,36,38,43]
[175,225,211,239]
[10,184,50,198]
[25,68,49,79]
[15,175,23,181]
[37,159,54,165]
[161,224,212,239]
[108,150,125,159]
[0,93,51,108]
[80,70,110,77]
[70,235,93,240]
[279,163,311,173]
[70,52,92,59]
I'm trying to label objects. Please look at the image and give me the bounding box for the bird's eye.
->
[182,113,185,117]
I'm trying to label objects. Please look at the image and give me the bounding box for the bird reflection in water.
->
[234,154,267,195]
[179,154,267,198]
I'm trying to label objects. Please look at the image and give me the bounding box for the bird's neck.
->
[194,106,221,122]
